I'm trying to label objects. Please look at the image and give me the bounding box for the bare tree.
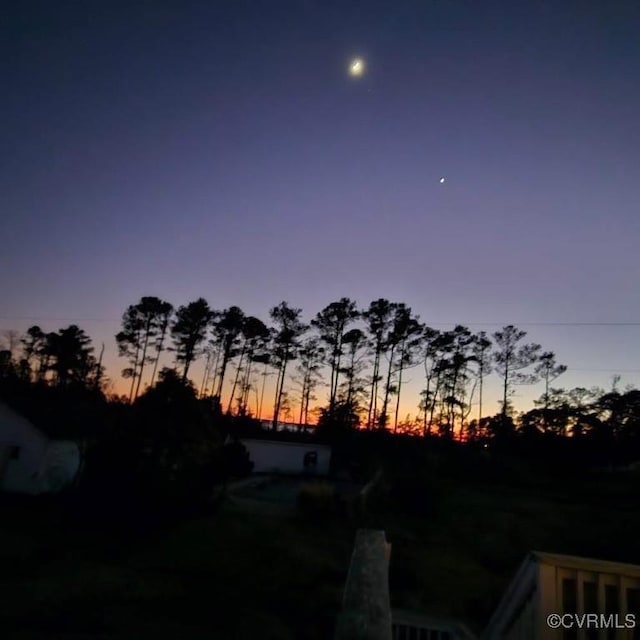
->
[211,306,245,403]
[311,298,359,414]
[227,316,269,415]
[493,325,541,423]
[270,302,307,430]
[534,351,567,412]
[419,326,442,436]
[148,300,174,388]
[391,312,423,433]
[340,328,368,410]
[472,331,492,424]
[362,299,394,429]
[294,337,325,427]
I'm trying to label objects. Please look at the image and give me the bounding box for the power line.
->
[428,322,640,327]
[1,316,638,327]
[568,368,640,374]
[0,316,120,323]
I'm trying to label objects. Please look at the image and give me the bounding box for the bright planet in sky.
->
[349,58,365,77]
[440,177,446,183]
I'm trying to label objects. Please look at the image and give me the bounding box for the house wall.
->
[0,402,49,494]
[241,439,331,475]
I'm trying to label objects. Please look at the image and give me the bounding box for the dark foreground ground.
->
[1,468,639,639]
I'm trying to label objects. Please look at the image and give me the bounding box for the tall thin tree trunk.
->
[544,372,550,411]
[273,357,288,430]
[367,350,381,429]
[502,361,509,421]
[393,352,404,433]
[227,347,246,414]
[254,385,261,419]
[200,349,212,398]
[304,382,312,426]
[128,337,141,403]
[329,348,337,412]
[381,346,396,429]
[346,350,356,407]
[422,378,432,436]
[299,372,308,426]
[206,347,221,398]
[394,363,404,433]
[258,362,269,421]
[240,357,253,414]
[331,338,343,411]
[182,350,194,382]
[429,372,442,435]
[134,319,153,400]
[216,354,230,400]
[149,323,168,388]
[543,370,551,430]
[478,364,484,425]
[94,343,105,391]
[273,350,292,431]
[448,366,460,435]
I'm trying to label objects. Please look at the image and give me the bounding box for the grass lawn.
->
[0,497,353,640]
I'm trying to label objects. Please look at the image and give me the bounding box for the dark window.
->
[583,581,598,610]
[605,585,619,640]
[627,588,640,640]
[562,578,577,640]
[563,578,577,611]
[583,581,598,640]
[303,451,317,469]
[605,584,619,612]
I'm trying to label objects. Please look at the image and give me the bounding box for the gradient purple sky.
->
[2,1,640,415]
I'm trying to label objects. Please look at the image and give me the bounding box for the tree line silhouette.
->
[2,295,639,451]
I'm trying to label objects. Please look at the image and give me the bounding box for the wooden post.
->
[335,529,393,640]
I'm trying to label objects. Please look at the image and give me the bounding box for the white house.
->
[239,438,331,475]
[483,551,640,640]
[0,401,81,494]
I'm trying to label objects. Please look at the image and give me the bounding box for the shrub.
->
[222,440,254,479]
[297,482,341,522]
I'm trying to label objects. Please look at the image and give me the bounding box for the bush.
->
[297,482,342,522]
[222,440,254,479]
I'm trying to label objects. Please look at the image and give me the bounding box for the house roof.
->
[226,422,330,445]
[240,437,331,450]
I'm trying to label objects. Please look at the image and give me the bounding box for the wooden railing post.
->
[335,529,392,640]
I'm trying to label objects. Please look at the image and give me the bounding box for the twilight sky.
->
[2,0,640,417]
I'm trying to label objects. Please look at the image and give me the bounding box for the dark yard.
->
[2,462,639,639]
